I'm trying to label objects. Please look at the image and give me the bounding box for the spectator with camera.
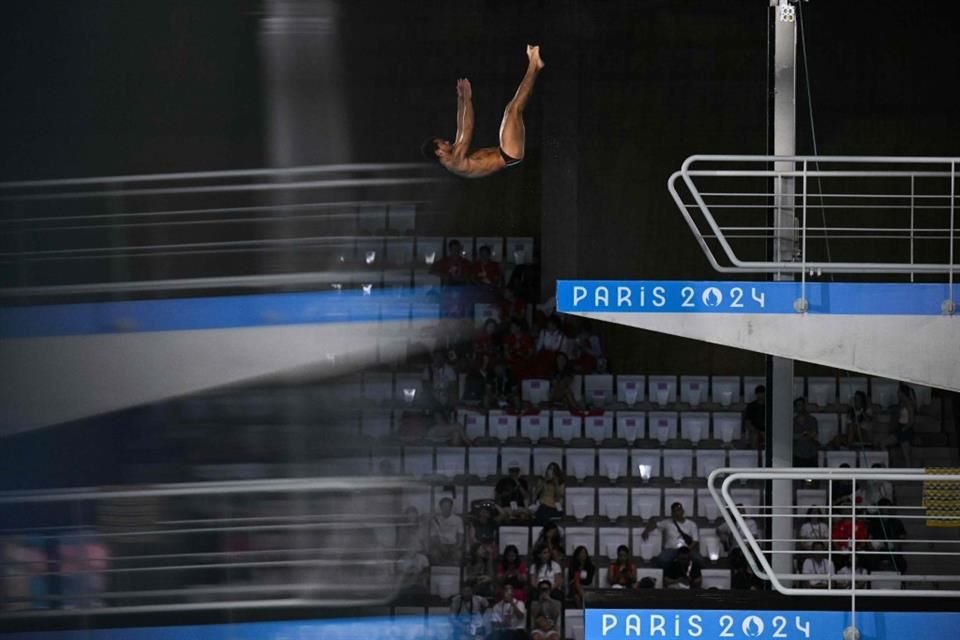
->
[641,501,702,569]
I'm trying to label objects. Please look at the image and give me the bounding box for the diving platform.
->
[557,279,960,394]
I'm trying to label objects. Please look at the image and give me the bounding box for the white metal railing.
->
[0,477,428,616]
[0,163,441,298]
[668,155,959,283]
[708,467,960,599]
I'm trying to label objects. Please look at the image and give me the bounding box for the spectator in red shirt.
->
[499,288,528,325]
[831,499,868,552]
[496,544,528,603]
[473,319,502,365]
[571,319,606,374]
[607,545,637,589]
[503,319,535,380]
[473,245,503,288]
[431,239,473,286]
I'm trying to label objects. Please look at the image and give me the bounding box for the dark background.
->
[2,0,959,371]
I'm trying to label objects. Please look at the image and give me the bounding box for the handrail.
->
[0,163,443,300]
[667,155,959,279]
[0,476,431,615]
[707,467,960,598]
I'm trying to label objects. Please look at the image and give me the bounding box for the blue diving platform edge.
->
[0,288,444,340]
[557,280,959,316]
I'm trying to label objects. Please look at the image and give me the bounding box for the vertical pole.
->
[260,0,351,277]
[910,175,915,284]
[949,162,956,312]
[770,0,798,588]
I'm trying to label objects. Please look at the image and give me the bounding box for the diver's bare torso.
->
[439,147,505,179]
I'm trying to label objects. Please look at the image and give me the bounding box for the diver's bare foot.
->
[527,45,545,70]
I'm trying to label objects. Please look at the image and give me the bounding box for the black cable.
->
[797,2,835,279]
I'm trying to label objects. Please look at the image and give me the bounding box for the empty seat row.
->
[352,372,931,410]
[373,445,764,482]
[357,235,536,267]
[368,444,887,483]
[460,409,868,448]
[399,483,762,527]
[527,374,930,409]
[496,519,746,563]
[463,410,742,444]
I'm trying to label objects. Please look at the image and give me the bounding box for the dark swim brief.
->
[499,147,522,167]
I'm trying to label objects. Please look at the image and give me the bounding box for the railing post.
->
[910,174,916,284]
[947,161,956,315]
[797,159,809,313]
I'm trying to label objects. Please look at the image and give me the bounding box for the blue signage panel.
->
[0,615,453,640]
[586,608,960,640]
[0,288,441,339]
[556,280,959,316]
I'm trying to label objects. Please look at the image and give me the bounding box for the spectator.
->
[529,545,564,601]
[489,360,521,411]
[490,583,528,640]
[743,385,766,450]
[426,408,473,445]
[532,522,565,564]
[863,464,895,507]
[461,359,490,408]
[641,501,701,569]
[433,239,473,286]
[397,507,429,590]
[430,497,464,564]
[536,315,570,358]
[503,319,536,380]
[548,352,580,412]
[427,350,459,408]
[495,462,532,522]
[464,543,497,598]
[833,464,854,503]
[496,544,529,604]
[59,530,108,608]
[717,504,759,553]
[506,261,539,309]
[0,536,44,611]
[468,504,499,559]
[530,579,562,640]
[834,554,868,590]
[473,245,503,289]
[531,464,566,525]
[867,498,907,573]
[801,541,834,589]
[845,390,874,448]
[500,288,528,325]
[793,397,820,467]
[891,383,916,466]
[830,499,868,553]
[474,319,502,364]
[567,545,596,608]
[397,408,435,442]
[797,508,829,551]
[663,546,702,590]
[450,581,488,640]
[607,545,637,589]
[571,319,606,374]
[729,547,763,590]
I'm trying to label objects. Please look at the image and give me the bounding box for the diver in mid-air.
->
[422,45,544,178]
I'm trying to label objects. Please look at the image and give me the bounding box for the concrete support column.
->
[259,0,352,275]
[769,0,799,586]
